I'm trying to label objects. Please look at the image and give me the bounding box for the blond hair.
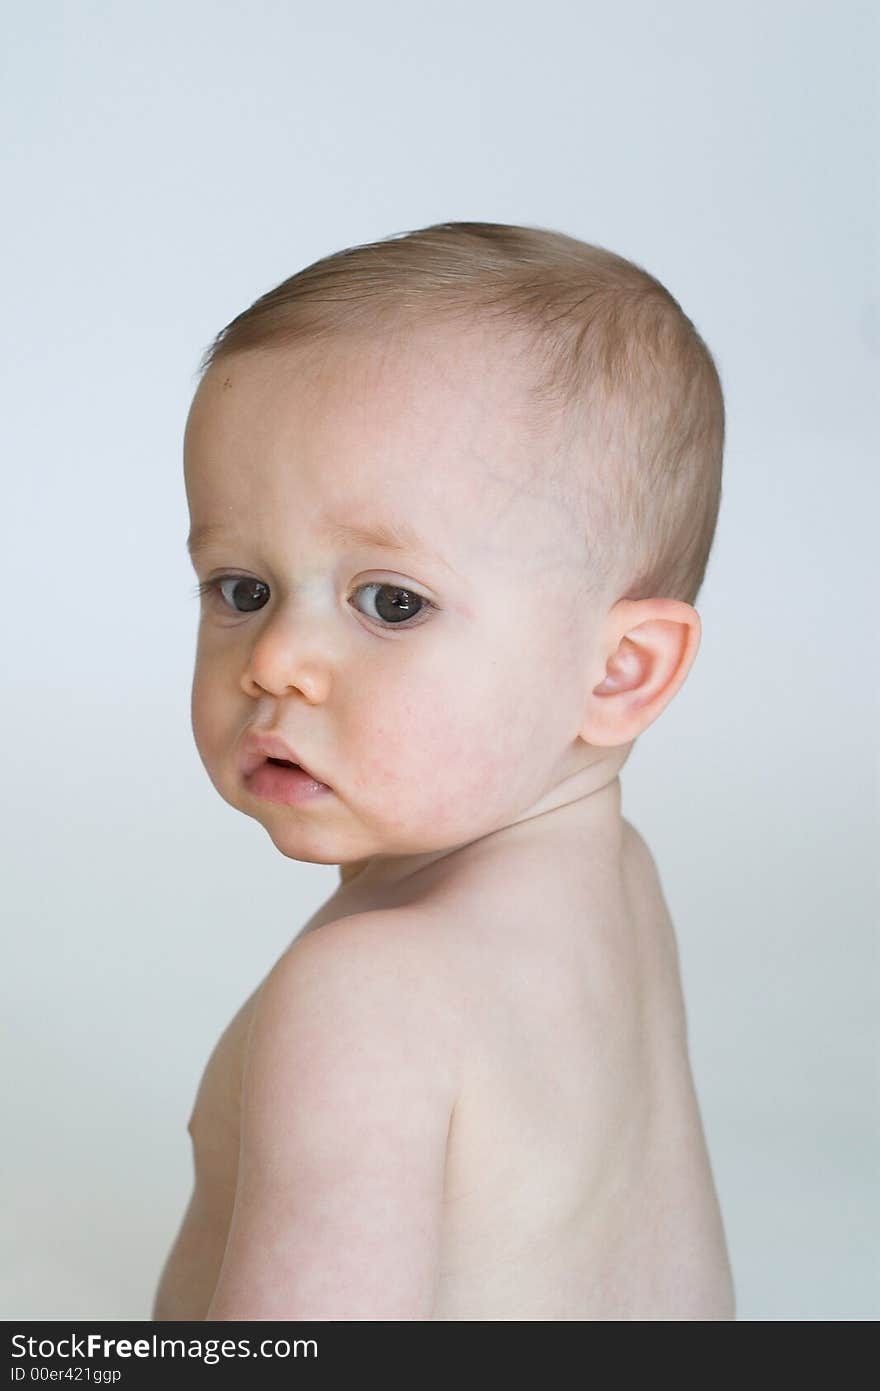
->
[197,221,725,607]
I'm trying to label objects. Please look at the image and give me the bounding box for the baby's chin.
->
[248,801,482,875]
[239,805,349,866]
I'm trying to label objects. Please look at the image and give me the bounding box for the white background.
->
[2,0,877,1321]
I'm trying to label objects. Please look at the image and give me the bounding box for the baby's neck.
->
[334,743,631,909]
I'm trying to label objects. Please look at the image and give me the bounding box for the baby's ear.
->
[579,598,702,747]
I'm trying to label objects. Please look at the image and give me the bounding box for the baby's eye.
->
[195,576,433,628]
[351,582,433,627]
[198,576,269,612]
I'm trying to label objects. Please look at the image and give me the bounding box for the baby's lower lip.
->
[245,759,333,805]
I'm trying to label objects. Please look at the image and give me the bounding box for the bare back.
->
[153,812,735,1321]
[428,815,734,1318]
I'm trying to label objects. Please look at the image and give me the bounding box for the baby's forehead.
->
[188,321,582,577]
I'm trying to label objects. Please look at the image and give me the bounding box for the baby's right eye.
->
[196,576,270,613]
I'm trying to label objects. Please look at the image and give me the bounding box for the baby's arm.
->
[205,912,459,1320]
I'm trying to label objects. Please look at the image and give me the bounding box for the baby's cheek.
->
[190,672,229,792]
[190,665,215,756]
[353,686,459,797]
[349,681,467,825]
[444,665,555,813]
[383,678,531,830]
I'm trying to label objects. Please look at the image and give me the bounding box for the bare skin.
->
[152,780,734,1320]
[156,325,735,1319]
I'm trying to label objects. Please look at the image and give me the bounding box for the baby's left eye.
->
[351,582,433,627]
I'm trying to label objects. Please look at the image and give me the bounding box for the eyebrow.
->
[186,517,456,573]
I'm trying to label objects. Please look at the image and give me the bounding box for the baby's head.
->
[184,222,724,884]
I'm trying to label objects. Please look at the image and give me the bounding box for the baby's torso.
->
[153,815,735,1321]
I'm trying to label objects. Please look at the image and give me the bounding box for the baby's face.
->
[184,321,597,871]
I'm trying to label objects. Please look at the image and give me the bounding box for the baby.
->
[152,221,736,1321]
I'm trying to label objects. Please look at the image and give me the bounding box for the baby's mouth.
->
[261,754,330,788]
[245,754,333,801]
[240,732,331,789]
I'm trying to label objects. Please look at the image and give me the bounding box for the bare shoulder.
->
[207,905,462,1318]
[255,906,466,1104]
